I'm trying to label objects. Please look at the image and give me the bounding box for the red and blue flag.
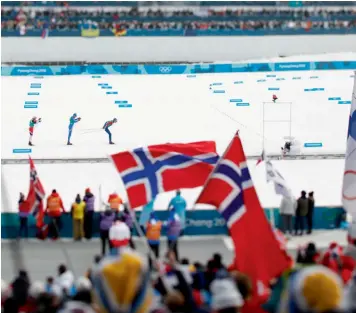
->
[196,131,290,311]
[110,141,219,209]
[26,156,47,238]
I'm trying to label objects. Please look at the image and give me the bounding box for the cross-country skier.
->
[103,118,117,144]
[67,113,81,145]
[28,116,41,146]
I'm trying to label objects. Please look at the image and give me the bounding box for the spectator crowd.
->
[1,5,356,32]
[2,222,356,313]
[9,184,356,313]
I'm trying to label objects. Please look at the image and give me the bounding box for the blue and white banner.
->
[2,60,356,77]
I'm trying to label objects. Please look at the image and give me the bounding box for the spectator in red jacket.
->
[45,189,66,239]
[18,192,30,239]
[319,242,356,284]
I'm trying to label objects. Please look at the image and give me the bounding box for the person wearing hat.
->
[18,192,30,239]
[278,265,344,313]
[107,192,123,215]
[83,188,95,240]
[45,189,66,239]
[165,208,182,260]
[146,211,162,258]
[167,190,187,234]
[99,206,116,255]
[109,220,131,255]
[71,194,86,241]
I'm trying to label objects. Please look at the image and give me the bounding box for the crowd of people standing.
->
[279,190,315,237]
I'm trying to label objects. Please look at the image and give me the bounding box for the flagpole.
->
[106,153,166,270]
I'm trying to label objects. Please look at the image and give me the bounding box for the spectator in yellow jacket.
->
[71,194,86,241]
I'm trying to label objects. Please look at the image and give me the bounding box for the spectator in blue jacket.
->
[167,190,187,232]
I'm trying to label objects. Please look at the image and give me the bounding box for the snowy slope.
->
[1,159,344,213]
[1,69,353,159]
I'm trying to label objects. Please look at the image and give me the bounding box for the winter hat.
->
[75,277,92,292]
[29,281,45,299]
[85,188,91,194]
[281,265,343,313]
[91,249,152,313]
[211,278,244,311]
[109,221,131,248]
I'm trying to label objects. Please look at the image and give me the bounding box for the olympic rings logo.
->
[159,66,172,74]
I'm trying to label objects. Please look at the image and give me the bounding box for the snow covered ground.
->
[1,68,353,159]
[1,56,353,212]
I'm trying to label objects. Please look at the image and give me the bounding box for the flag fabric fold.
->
[110,141,219,209]
[196,131,290,309]
[343,73,356,217]
[26,157,47,237]
[265,159,294,200]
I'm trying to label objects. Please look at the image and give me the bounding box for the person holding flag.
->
[18,192,30,238]
[26,157,47,239]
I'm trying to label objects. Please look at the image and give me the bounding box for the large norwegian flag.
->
[196,132,290,310]
[343,73,356,217]
[110,141,219,209]
[26,157,46,230]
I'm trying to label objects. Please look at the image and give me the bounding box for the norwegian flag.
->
[110,141,219,209]
[26,157,47,236]
[196,131,290,311]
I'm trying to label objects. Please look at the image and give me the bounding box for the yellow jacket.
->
[72,201,86,220]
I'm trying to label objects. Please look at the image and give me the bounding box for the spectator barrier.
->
[2,29,356,37]
[1,206,344,239]
[2,60,356,76]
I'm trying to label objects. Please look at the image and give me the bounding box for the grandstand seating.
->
[1,1,356,36]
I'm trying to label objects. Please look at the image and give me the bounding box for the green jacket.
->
[296,197,309,216]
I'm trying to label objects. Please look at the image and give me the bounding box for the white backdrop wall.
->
[2,35,356,63]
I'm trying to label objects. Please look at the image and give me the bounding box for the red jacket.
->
[46,192,65,217]
[18,200,30,216]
